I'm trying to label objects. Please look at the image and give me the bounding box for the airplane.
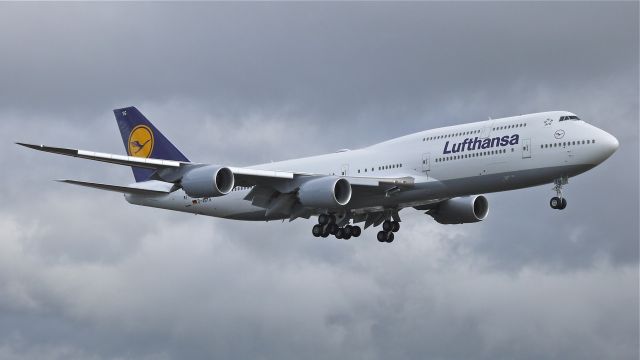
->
[17,106,619,243]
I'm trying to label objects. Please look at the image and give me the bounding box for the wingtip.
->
[15,142,41,149]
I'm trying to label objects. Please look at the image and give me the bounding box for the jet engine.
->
[298,177,352,208]
[181,165,235,198]
[429,195,489,224]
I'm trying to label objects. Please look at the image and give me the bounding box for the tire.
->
[343,233,351,240]
[327,223,339,235]
[328,214,336,224]
[318,214,329,225]
[352,226,362,237]
[386,232,395,243]
[392,221,400,232]
[377,231,387,242]
[321,231,329,238]
[312,224,322,237]
[550,197,560,209]
[382,220,393,232]
[560,198,567,209]
[336,228,344,239]
[344,225,353,237]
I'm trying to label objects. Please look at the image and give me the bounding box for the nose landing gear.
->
[550,177,568,210]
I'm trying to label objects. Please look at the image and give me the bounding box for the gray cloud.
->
[0,2,638,360]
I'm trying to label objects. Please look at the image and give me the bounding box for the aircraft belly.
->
[127,164,594,221]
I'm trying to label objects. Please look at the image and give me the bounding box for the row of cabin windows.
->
[492,123,527,131]
[435,148,511,162]
[423,129,481,142]
[422,123,528,142]
[357,163,403,174]
[540,139,595,149]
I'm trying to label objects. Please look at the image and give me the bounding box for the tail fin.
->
[114,106,189,182]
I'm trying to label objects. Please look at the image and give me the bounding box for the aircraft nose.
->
[604,131,619,155]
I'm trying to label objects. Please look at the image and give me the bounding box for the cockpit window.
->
[559,115,581,121]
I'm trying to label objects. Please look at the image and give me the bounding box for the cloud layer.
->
[0,2,638,359]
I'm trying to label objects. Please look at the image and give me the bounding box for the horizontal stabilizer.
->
[56,179,174,195]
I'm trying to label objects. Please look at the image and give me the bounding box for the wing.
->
[16,142,295,183]
[18,142,419,220]
[17,143,184,169]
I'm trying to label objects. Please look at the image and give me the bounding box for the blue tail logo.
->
[128,125,154,157]
[114,106,190,182]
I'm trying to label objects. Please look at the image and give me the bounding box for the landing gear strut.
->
[550,177,568,210]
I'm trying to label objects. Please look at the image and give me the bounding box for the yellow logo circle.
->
[128,125,154,158]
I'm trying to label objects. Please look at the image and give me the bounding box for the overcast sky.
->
[0,2,638,360]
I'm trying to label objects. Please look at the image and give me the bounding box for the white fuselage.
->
[126,111,619,220]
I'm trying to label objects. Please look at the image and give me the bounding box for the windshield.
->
[559,115,581,121]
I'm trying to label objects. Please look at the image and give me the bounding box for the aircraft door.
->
[480,126,491,139]
[422,153,430,172]
[522,138,531,159]
[341,164,349,176]
[565,143,574,163]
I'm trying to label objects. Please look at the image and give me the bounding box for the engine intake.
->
[181,165,234,198]
[429,195,489,224]
[298,177,352,208]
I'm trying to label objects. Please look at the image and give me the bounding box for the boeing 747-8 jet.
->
[18,107,618,243]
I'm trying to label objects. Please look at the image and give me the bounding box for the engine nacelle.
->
[298,177,352,208]
[429,195,489,224]
[181,165,235,198]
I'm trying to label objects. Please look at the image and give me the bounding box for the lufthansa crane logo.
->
[128,125,154,158]
[554,129,565,139]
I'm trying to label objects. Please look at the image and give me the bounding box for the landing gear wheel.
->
[318,214,329,225]
[327,223,339,235]
[312,224,323,237]
[351,226,362,237]
[328,214,336,224]
[344,225,353,237]
[560,198,567,209]
[550,197,561,209]
[321,230,329,238]
[386,232,395,243]
[377,231,387,242]
[391,221,400,232]
[382,220,393,232]
[335,228,345,239]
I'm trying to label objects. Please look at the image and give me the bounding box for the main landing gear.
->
[550,177,568,210]
[312,214,362,240]
[377,220,400,243]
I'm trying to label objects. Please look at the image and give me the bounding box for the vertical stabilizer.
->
[113,106,189,182]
